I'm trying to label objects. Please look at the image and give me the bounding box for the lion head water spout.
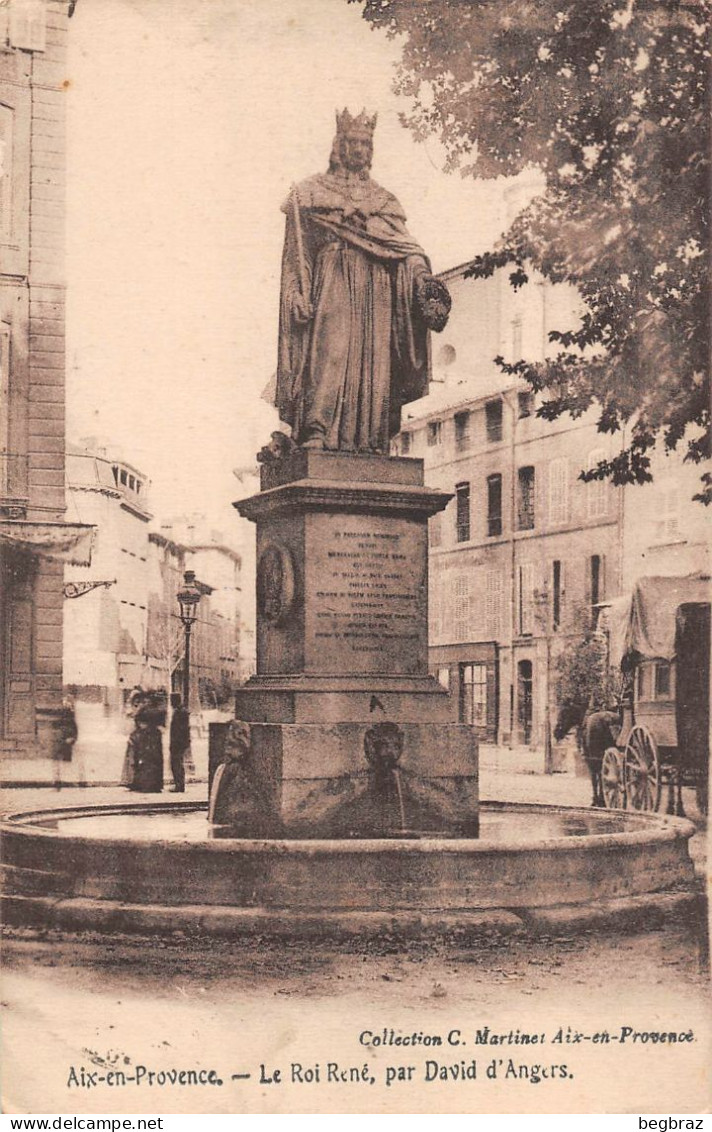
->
[276,722,481,840]
[365,722,408,835]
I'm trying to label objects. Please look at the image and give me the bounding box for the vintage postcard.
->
[1,0,709,1117]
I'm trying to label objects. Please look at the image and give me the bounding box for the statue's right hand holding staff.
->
[291,290,314,325]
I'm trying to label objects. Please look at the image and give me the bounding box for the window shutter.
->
[455,482,471,542]
[587,449,608,518]
[486,569,502,637]
[519,563,534,636]
[548,458,569,525]
[453,573,469,642]
[469,568,485,636]
[654,488,679,540]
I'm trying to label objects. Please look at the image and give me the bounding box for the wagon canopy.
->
[609,573,712,668]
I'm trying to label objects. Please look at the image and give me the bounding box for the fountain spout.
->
[364,722,408,835]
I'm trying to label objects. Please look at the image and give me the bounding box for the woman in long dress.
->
[122,692,165,793]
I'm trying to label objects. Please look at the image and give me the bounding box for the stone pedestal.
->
[212,451,478,837]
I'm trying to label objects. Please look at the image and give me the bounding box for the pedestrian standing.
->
[53,696,78,791]
[122,689,165,793]
[169,692,190,793]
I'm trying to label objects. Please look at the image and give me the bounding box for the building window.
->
[548,457,569,526]
[590,554,605,610]
[427,420,442,447]
[485,400,503,443]
[487,473,502,537]
[654,662,671,699]
[0,105,14,241]
[552,559,564,631]
[517,390,533,418]
[9,0,47,51]
[429,512,442,549]
[637,661,675,703]
[455,482,470,543]
[587,448,608,518]
[517,466,535,530]
[120,469,127,486]
[511,316,523,359]
[400,431,411,455]
[518,563,534,636]
[461,663,487,727]
[454,411,471,452]
[653,487,680,542]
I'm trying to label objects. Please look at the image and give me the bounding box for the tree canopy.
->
[355,0,710,499]
[554,625,620,711]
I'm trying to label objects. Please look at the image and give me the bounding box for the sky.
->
[65,0,512,532]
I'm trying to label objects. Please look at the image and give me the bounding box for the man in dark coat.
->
[169,692,190,793]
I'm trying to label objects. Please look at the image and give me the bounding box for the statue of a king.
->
[275,109,451,454]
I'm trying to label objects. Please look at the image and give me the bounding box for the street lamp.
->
[177,569,201,713]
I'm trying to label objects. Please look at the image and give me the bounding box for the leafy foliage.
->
[555,627,619,711]
[354,0,710,497]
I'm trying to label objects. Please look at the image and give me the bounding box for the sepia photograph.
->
[0,0,709,1117]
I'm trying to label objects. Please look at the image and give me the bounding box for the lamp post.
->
[177,569,201,714]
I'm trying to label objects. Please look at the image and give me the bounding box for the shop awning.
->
[0,520,95,565]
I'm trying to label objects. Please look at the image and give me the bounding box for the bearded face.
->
[339,130,373,173]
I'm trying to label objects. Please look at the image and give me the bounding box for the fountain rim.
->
[0,799,696,855]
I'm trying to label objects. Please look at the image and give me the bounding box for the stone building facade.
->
[396,258,709,751]
[64,448,244,737]
[0,0,91,759]
[146,532,242,708]
[620,443,709,589]
[64,447,152,710]
[393,263,626,748]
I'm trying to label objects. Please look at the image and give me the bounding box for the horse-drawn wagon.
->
[600,574,710,815]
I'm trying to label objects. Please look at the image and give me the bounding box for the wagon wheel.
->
[601,747,626,809]
[624,725,662,812]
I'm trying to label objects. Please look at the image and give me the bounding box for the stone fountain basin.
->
[0,801,698,938]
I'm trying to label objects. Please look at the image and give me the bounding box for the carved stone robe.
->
[275,170,431,453]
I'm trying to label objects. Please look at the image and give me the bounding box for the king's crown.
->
[336,107,377,136]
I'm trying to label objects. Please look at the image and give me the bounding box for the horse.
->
[554,701,621,808]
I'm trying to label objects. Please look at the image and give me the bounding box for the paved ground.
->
[0,704,227,787]
[2,741,708,1114]
[2,900,709,1114]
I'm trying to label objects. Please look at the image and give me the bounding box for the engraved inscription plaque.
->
[305,512,427,676]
